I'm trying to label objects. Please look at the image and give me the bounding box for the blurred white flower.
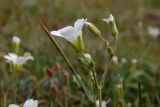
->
[23,99,38,107]
[148,26,160,38]
[102,14,114,24]
[84,53,91,60]
[9,104,19,107]
[121,57,127,63]
[117,83,123,89]
[4,53,34,66]
[96,100,107,107]
[132,58,138,64]
[51,18,87,51]
[102,14,118,37]
[9,99,38,107]
[112,56,118,63]
[12,36,20,45]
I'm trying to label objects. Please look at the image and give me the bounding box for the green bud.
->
[103,14,119,37]
[12,36,20,54]
[107,47,113,57]
[77,53,94,68]
[85,22,101,37]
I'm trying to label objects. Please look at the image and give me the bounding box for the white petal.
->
[23,99,38,107]
[4,53,18,64]
[74,18,87,36]
[51,26,76,43]
[9,104,19,107]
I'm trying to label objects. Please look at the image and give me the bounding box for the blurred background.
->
[0,0,160,106]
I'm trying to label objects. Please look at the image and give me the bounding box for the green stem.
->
[81,53,99,89]
[138,80,143,107]
[100,36,117,87]
[99,88,102,107]
[38,19,92,101]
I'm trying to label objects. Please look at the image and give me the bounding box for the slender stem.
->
[38,19,91,101]
[99,88,102,107]
[138,80,143,107]
[81,53,99,89]
[100,36,117,87]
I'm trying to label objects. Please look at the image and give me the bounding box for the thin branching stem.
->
[100,36,118,87]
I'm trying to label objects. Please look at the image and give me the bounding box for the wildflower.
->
[4,53,34,72]
[121,57,127,63]
[9,104,19,107]
[102,14,118,37]
[95,100,107,107]
[148,26,160,38]
[9,99,38,107]
[12,36,20,53]
[112,56,118,63]
[51,18,87,52]
[12,36,20,44]
[85,22,101,37]
[132,58,138,64]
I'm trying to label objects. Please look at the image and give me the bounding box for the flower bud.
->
[77,53,94,68]
[12,36,20,54]
[102,14,118,37]
[107,47,113,57]
[85,22,101,37]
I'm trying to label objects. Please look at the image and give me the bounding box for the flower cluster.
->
[4,36,34,72]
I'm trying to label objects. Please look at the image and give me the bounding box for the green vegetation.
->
[0,0,160,106]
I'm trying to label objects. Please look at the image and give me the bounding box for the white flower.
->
[12,36,20,45]
[148,26,159,38]
[102,14,114,24]
[9,104,19,107]
[84,53,91,60]
[51,18,87,51]
[102,14,118,36]
[9,99,38,107]
[96,100,107,107]
[23,99,38,107]
[112,56,118,63]
[132,58,138,64]
[121,57,127,63]
[4,53,34,65]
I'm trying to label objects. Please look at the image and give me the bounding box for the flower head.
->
[23,99,38,107]
[9,99,38,107]
[12,36,21,53]
[132,58,138,64]
[9,104,19,107]
[102,14,118,37]
[102,14,114,24]
[4,53,34,72]
[112,56,118,63]
[148,26,160,38]
[12,36,20,45]
[51,18,87,52]
[95,100,107,107]
[4,53,33,65]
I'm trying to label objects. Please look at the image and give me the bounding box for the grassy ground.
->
[0,0,160,106]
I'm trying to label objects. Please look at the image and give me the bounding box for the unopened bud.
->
[107,47,113,57]
[103,14,119,37]
[77,53,94,68]
[85,22,101,37]
[45,68,53,77]
[12,36,20,54]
